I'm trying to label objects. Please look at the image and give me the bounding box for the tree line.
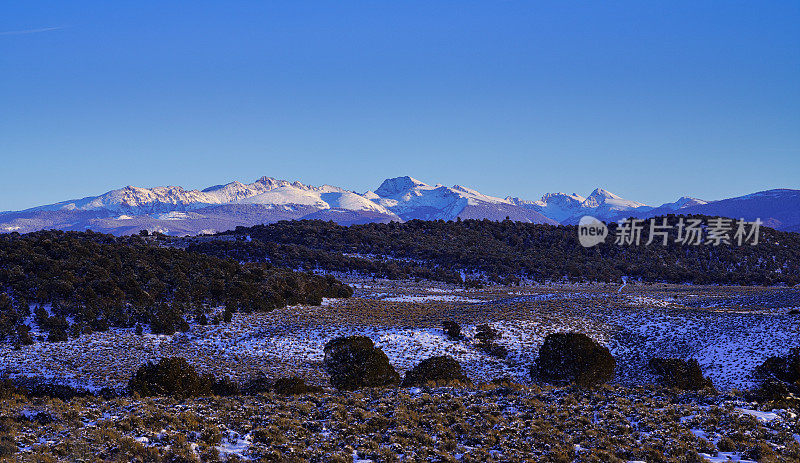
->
[188,215,800,286]
[0,230,352,344]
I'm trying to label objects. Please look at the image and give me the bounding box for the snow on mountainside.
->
[509,188,650,224]
[1,177,402,235]
[27,177,394,217]
[0,175,557,235]
[582,188,648,210]
[507,192,586,223]
[663,196,709,210]
[0,176,797,235]
[372,176,557,224]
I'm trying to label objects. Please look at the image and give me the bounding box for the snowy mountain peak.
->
[539,192,586,204]
[374,176,428,198]
[670,196,708,209]
[583,188,648,210]
[202,181,240,193]
[586,187,622,202]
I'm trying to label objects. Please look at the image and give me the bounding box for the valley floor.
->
[2,280,800,461]
[2,280,799,393]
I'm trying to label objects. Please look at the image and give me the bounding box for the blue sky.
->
[1,1,798,211]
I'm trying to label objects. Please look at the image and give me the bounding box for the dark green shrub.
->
[480,342,508,358]
[534,332,615,387]
[240,374,272,395]
[69,322,85,338]
[47,326,68,343]
[756,348,800,385]
[323,336,399,390]
[210,377,240,396]
[273,377,322,395]
[0,434,15,458]
[0,379,26,401]
[8,378,83,401]
[475,324,508,358]
[128,357,212,397]
[475,324,499,344]
[648,358,714,391]
[743,442,777,462]
[16,325,33,345]
[19,410,53,425]
[402,356,471,387]
[754,348,800,405]
[150,303,182,335]
[443,321,462,341]
[717,436,736,452]
[92,317,109,332]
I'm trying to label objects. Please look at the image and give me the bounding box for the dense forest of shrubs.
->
[190,216,800,285]
[0,230,352,344]
[187,238,465,284]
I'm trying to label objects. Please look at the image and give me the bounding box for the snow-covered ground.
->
[1,282,798,393]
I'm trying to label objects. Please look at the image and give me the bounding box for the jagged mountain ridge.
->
[0,176,797,235]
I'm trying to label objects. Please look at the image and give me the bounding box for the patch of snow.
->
[735,408,780,422]
[381,295,482,303]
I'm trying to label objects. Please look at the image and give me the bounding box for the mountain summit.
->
[374,176,428,198]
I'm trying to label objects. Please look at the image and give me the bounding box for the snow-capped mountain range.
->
[1,176,798,235]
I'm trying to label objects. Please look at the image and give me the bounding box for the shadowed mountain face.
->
[613,189,800,231]
[0,176,797,235]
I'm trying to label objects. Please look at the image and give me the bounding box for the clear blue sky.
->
[2,1,799,211]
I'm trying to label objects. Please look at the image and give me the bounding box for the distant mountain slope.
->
[510,187,798,232]
[615,189,800,231]
[0,176,797,235]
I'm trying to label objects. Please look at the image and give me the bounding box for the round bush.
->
[754,348,800,405]
[443,321,462,341]
[47,327,68,343]
[755,348,800,385]
[402,355,471,387]
[648,358,714,391]
[129,357,212,397]
[534,332,615,387]
[323,336,400,390]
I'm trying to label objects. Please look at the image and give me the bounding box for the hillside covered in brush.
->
[0,230,352,343]
[189,216,800,285]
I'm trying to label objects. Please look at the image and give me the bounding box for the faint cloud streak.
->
[0,26,65,36]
